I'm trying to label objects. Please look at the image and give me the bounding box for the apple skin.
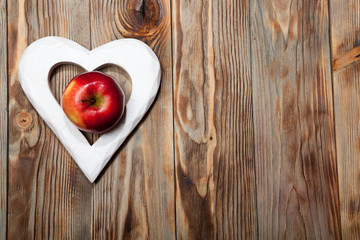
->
[61,71,125,134]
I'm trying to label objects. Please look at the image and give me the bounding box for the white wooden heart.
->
[18,36,161,183]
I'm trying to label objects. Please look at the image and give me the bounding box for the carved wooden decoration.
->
[18,37,161,182]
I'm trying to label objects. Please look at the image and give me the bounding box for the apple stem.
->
[81,99,96,105]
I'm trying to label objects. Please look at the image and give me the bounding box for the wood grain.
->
[333,45,360,71]
[251,0,341,238]
[0,0,7,238]
[7,0,92,239]
[330,0,360,238]
[173,0,258,238]
[4,0,360,238]
[90,0,175,239]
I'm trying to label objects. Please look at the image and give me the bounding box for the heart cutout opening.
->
[49,63,133,145]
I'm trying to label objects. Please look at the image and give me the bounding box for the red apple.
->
[61,71,125,133]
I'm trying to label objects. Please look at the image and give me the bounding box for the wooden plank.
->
[0,0,7,238]
[333,45,360,71]
[90,0,175,239]
[251,0,341,238]
[7,0,92,238]
[173,0,258,239]
[330,0,360,238]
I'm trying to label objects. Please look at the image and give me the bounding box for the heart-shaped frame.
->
[19,37,161,182]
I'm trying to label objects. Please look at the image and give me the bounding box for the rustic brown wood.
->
[173,0,258,239]
[5,0,360,238]
[330,0,360,238]
[333,45,360,71]
[0,0,7,238]
[90,0,175,239]
[251,0,341,239]
[7,0,92,239]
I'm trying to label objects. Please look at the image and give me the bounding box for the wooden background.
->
[0,0,360,239]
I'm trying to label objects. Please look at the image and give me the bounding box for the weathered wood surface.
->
[2,0,360,239]
[330,0,360,238]
[172,0,258,239]
[333,45,360,71]
[251,0,341,239]
[7,0,92,239]
[89,0,175,239]
[0,0,7,238]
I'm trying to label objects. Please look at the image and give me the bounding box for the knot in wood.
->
[127,0,162,33]
[16,110,32,129]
